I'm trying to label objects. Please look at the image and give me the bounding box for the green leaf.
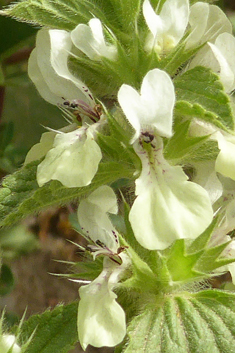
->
[1,0,93,30]
[0,160,135,228]
[0,161,38,225]
[154,219,235,287]
[97,115,140,168]
[68,257,104,281]
[174,66,234,132]
[194,241,234,273]
[18,302,78,353]
[187,218,218,254]
[164,120,209,162]
[159,42,200,77]
[0,0,131,40]
[123,290,235,353]
[111,0,141,32]
[164,240,203,282]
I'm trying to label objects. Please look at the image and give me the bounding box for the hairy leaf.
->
[0,160,135,228]
[164,120,209,162]
[174,66,234,132]
[1,0,130,39]
[1,0,98,30]
[19,302,78,353]
[123,290,235,353]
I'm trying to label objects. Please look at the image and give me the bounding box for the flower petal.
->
[37,126,102,187]
[208,43,234,92]
[28,48,60,105]
[223,199,235,234]
[24,131,56,165]
[143,0,189,52]
[118,69,175,141]
[71,18,117,61]
[214,33,235,73]
[143,0,163,38]
[192,161,223,204]
[215,134,235,181]
[210,33,235,92]
[188,43,221,72]
[220,240,235,284]
[24,124,78,165]
[77,267,126,350]
[0,335,21,353]
[186,3,232,49]
[129,139,213,250]
[160,0,189,45]
[186,2,209,48]
[29,29,94,105]
[188,40,234,93]
[77,185,119,251]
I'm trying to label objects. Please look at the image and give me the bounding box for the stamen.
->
[61,97,102,123]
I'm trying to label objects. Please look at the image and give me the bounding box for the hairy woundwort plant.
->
[1,0,235,352]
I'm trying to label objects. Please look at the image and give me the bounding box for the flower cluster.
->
[25,0,235,349]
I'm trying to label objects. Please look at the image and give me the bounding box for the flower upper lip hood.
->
[71,18,117,61]
[28,28,95,106]
[118,68,175,142]
[143,0,190,53]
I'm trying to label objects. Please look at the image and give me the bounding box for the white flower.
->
[186,120,224,204]
[118,69,213,250]
[188,120,235,203]
[143,0,189,53]
[71,18,117,61]
[77,260,126,350]
[0,334,21,353]
[186,2,232,49]
[27,28,108,188]
[77,186,128,349]
[24,103,103,189]
[118,68,175,142]
[191,161,223,205]
[77,185,119,252]
[24,123,103,189]
[36,124,102,188]
[189,33,235,93]
[223,240,235,284]
[28,28,95,106]
[215,132,235,181]
[129,139,213,250]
